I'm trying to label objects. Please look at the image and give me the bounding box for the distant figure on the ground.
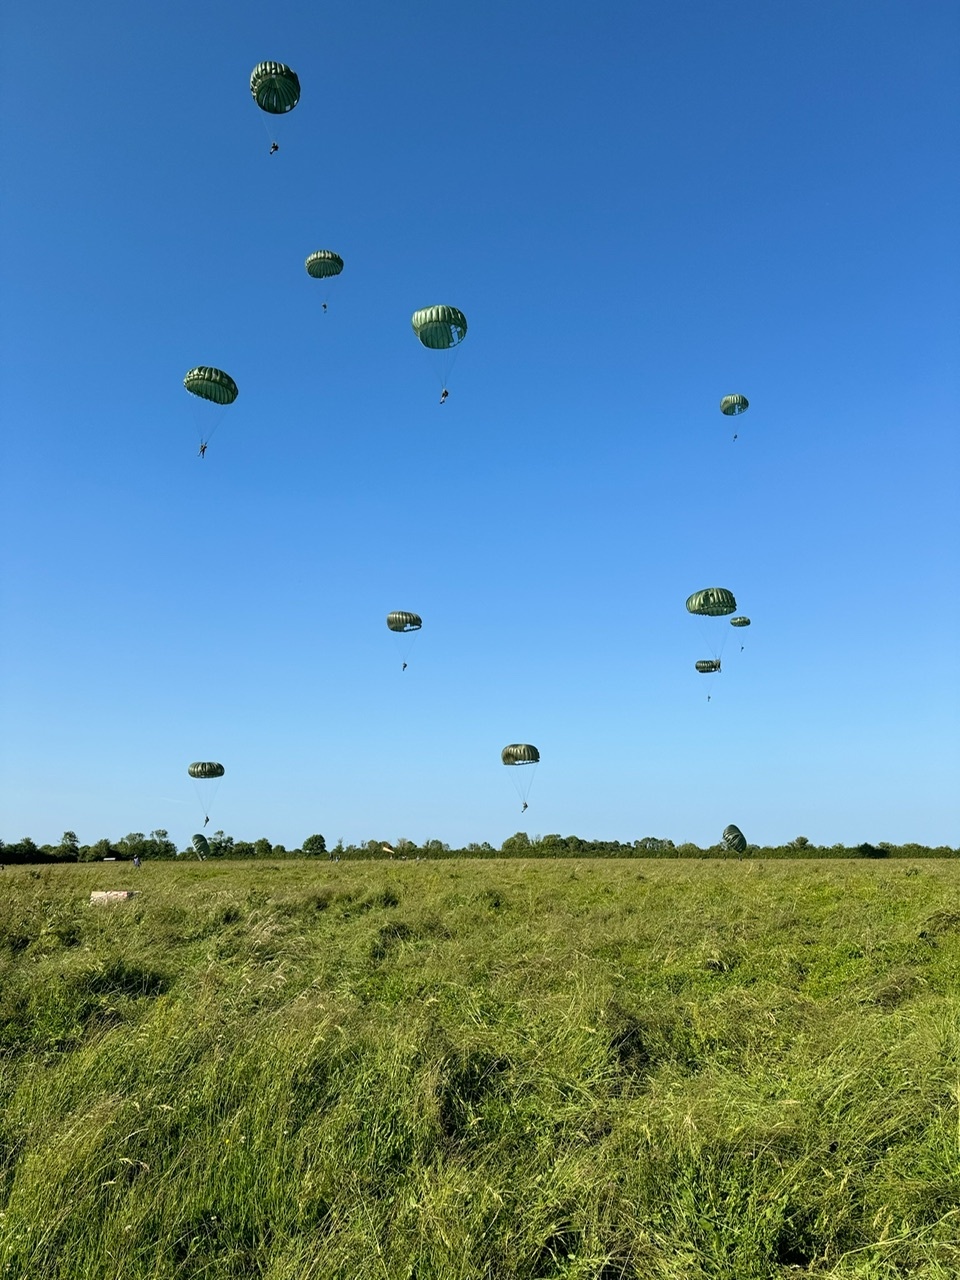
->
[133,855,142,869]
[270,142,279,154]
[440,388,449,404]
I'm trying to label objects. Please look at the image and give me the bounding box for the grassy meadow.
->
[0,857,957,1279]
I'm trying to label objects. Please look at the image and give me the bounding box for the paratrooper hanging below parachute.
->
[184,367,238,456]
[306,251,344,313]
[720,394,748,441]
[502,743,539,812]
[688,589,736,697]
[188,761,224,827]
[387,611,422,671]
[250,61,300,153]
[412,305,467,402]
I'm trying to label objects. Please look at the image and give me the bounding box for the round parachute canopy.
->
[250,62,300,114]
[412,305,468,350]
[695,660,721,673]
[387,611,422,633]
[306,250,344,279]
[730,616,751,628]
[686,587,737,617]
[722,824,747,853]
[502,744,540,766]
[184,367,238,406]
[192,834,210,859]
[720,395,749,417]
[188,762,225,779]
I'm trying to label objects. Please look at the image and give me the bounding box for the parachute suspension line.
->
[257,107,277,149]
[696,614,729,664]
[191,775,222,824]
[194,404,229,449]
[428,345,461,396]
[509,764,537,809]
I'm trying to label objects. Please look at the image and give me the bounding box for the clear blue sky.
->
[2,0,957,851]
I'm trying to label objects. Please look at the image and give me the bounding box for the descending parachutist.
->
[522,801,528,812]
[440,388,449,404]
[322,302,327,312]
[269,142,279,154]
[203,816,210,826]
[402,662,407,671]
[198,441,207,458]
[733,433,738,441]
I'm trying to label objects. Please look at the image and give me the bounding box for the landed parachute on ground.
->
[696,660,721,673]
[730,616,751,628]
[188,762,225,779]
[720,395,749,417]
[191,834,210,860]
[250,62,300,114]
[686,588,737,617]
[306,250,344,279]
[722,824,747,854]
[183,368,238,406]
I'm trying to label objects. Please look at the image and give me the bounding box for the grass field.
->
[0,858,957,1279]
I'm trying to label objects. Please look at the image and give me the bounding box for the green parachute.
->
[722,824,747,854]
[387,612,422,633]
[305,251,344,279]
[695,660,721,673]
[730,616,751,628]
[183,368,238,406]
[188,762,225,779]
[411,306,468,350]
[686,588,737,617]
[191,834,210,860]
[250,62,300,114]
[720,395,749,417]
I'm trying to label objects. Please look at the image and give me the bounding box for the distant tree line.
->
[1,830,956,865]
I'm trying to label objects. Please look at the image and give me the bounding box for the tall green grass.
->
[1,860,958,1278]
